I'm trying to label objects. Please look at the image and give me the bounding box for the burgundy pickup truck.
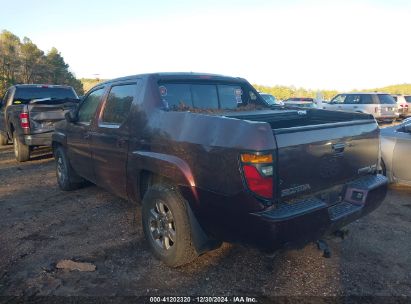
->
[52,73,387,267]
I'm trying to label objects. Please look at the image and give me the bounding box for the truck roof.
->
[12,84,73,89]
[98,72,246,86]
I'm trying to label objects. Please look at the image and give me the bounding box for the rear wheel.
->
[13,133,30,162]
[54,146,83,190]
[0,132,8,146]
[142,184,197,267]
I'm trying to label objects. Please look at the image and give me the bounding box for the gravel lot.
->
[0,143,410,299]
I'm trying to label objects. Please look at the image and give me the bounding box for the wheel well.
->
[139,170,152,200]
[139,170,173,200]
[9,123,14,136]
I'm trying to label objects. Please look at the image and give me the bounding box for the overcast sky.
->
[2,0,411,90]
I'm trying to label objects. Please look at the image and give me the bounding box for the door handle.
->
[353,106,358,109]
[84,134,91,139]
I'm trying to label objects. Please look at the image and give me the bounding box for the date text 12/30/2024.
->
[149,296,258,303]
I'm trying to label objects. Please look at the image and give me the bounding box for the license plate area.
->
[344,187,367,205]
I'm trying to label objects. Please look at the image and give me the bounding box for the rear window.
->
[13,87,77,104]
[260,94,277,105]
[158,82,264,110]
[377,94,396,105]
[284,97,313,102]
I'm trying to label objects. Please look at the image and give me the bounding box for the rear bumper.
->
[24,132,52,146]
[376,114,399,121]
[249,174,388,250]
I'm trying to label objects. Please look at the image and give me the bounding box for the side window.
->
[344,95,361,104]
[331,94,346,104]
[360,95,373,104]
[101,83,136,125]
[77,88,105,124]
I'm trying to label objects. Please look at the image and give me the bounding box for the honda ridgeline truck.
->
[51,73,387,267]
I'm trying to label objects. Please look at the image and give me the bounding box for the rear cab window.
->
[13,86,78,105]
[158,81,264,111]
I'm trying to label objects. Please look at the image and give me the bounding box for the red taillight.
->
[242,165,273,199]
[20,112,30,129]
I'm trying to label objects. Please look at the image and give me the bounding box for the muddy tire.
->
[13,133,30,162]
[0,132,8,146]
[142,184,197,267]
[54,146,82,191]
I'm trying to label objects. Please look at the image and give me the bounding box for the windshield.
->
[13,87,78,104]
[260,93,277,105]
[158,82,268,111]
[377,94,396,105]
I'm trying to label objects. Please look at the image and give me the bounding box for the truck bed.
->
[226,108,379,203]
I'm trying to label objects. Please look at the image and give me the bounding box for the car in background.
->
[392,95,411,118]
[283,97,316,108]
[258,92,284,106]
[380,117,411,185]
[322,93,399,123]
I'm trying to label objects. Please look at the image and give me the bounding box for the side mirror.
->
[65,110,77,123]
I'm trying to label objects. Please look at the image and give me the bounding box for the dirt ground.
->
[0,143,410,299]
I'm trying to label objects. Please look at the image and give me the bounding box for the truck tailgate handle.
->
[332,142,345,153]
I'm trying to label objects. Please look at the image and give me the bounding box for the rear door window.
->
[377,94,396,105]
[78,88,105,124]
[101,83,136,125]
[360,94,374,104]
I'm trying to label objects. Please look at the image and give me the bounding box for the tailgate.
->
[379,104,397,116]
[274,120,379,203]
[27,102,77,134]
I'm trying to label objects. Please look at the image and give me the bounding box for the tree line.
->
[2,29,409,100]
[254,83,411,101]
[0,30,83,97]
